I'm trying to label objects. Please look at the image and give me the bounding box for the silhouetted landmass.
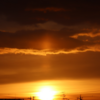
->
[0,99,24,100]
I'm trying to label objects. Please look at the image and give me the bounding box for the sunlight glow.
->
[36,86,56,100]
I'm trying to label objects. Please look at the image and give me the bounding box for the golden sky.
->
[0,0,100,100]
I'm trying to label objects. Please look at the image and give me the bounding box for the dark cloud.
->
[0,27,100,52]
[0,0,100,26]
[0,29,84,50]
[25,7,66,12]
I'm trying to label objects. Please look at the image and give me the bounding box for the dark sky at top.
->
[0,0,100,50]
[1,0,100,25]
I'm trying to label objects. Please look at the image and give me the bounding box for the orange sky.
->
[0,80,100,100]
[0,0,100,100]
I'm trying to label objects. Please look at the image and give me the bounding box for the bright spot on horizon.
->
[36,86,56,100]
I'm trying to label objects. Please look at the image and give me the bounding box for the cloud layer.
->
[0,28,100,55]
[0,0,100,55]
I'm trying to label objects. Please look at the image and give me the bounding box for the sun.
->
[36,86,56,100]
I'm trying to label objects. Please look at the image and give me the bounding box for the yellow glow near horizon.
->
[36,86,56,100]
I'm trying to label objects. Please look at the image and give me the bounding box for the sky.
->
[0,0,100,100]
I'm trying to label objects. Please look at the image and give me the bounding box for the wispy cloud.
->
[0,44,100,55]
[25,7,67,13]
